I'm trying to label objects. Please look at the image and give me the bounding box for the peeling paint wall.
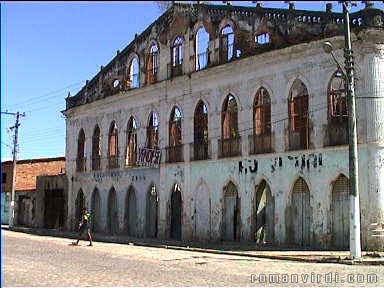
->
[65,12,384,250]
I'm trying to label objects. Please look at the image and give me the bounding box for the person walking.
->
[74,208,93,246]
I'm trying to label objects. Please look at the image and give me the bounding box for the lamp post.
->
[323,2,361,259]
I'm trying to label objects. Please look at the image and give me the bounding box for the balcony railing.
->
[289,131,308,151]
[92,156,101,171]
[190,141,211,161]
[76,157,86,172]
[108,155,119,169]
[249,132,272,155]
[168,63,183,78]
[165,144,184,163]
[218,136,241,158]
[196,51,209,71]
[328,119,348,146]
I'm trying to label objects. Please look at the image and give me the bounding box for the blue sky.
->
[1,1,383,161]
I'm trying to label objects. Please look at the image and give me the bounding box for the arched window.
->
[171,37,183,77]
[251,87,272,154]
[108,121,119,169]
[327,70,348,146]
[76,129,86,172]
[328,70,347,118]
[146,44,159,84]
[128,56,140,88]
[288,79,309,150]
[92,125,101,170]
[125,117,137,167]
[220,94,240,158]
[193,100,209,160]
[146,111,159,148]
[172,37,183,66]
[222,94,238,139]
[220,25,234,62]
[195,27,209,71]
[167,106,183,163]
[170,183,182,240]
[255,32,271,46]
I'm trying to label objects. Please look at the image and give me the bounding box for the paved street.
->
[3,230,384,287]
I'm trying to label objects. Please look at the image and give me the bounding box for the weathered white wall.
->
[65,32,384,250]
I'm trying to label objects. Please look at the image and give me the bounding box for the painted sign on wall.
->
[136,147,161,167]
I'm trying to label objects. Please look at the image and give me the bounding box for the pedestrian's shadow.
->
[68,242,79,246]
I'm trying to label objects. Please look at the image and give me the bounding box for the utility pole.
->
[2,111,25,228]
[343,2,361,259]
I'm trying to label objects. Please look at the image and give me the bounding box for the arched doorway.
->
[331,175,350,250]
[253,180,274,244]
[75,189,85,226]
[146,184,158,238]
[222,181,240,241]
[125,185,137,237]
[170,184,182,240]
[90,188,101,233]
[286,178,311,247]
[107,187,118,234]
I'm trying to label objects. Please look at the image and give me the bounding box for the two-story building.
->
[63,2,384,250]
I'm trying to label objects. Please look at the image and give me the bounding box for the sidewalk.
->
[2,224,383,265]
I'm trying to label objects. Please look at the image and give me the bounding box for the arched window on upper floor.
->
[220,25,234,63]
[108,121,119,169]
[76,129,86,172]
[251,87,272,154]
[92,125,101,170]
[146,44,159,84]
[195,27,209,71]
[125,117,137,167]
[170,36,183,77]
[220,94,241,158]
[327,70,348,146]
[288,79,309,151]
[128,57,140,89]
[167,106,183,163]
[255,32,271,46]
[146,111,159,149]
[193,100,209,160]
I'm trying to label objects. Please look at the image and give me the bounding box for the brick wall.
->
[2,157,65,193]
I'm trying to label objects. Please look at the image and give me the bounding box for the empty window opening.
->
[146,111,159,148]
[91,188,101,233]
[172,37,183,67]
[220,25,234,62]
[222,181,240,241]
[146,184,158,238]
[170,183,182,240]
[125,117,137,167]
[255,33,270,45]
[125,185,137,237]
[147,44,159,84]
[195,27,209,71]
[128,57,140,88]
[220,94,240,158]
[107,187,118,235]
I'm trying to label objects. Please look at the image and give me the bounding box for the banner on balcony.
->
[136,147,161,167]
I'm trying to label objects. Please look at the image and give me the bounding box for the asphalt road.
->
[3,230,384,286]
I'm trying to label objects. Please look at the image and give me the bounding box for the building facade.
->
[64,3,384,250]
[1,157,66,227]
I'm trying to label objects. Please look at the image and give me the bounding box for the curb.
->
[3,226,384,265]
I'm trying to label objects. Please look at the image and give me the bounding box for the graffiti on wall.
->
[239,153,323,174]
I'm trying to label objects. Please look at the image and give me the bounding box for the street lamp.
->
[323,2,361,259]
